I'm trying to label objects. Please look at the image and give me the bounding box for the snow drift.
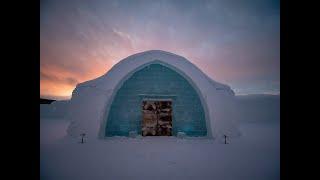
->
[234,94,280,123]
[40,100,70,119]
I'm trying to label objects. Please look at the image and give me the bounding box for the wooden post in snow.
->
[224,135,228,144]
[80,133,86,143]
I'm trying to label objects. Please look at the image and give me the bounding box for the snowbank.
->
[40,100,70,119]
[234,94,280,123]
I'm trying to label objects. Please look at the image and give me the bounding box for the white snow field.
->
[40,95,279,180]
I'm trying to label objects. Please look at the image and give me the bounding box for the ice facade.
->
[105,63,207,136]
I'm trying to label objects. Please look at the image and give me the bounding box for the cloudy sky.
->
[40,0,279,100]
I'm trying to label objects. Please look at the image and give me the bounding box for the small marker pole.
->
[80,133,86,144]
[224,135,228,144]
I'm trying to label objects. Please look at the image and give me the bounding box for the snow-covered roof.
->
[76,50,233,95]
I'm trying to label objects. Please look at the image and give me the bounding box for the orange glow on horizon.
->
[40,0,279,98]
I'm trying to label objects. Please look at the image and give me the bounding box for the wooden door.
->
[142,100,172,136]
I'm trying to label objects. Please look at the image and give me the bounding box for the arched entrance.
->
[104,62,207,137]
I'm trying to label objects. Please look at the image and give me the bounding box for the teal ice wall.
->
[105,63,207,136]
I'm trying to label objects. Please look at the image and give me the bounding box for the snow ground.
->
[40,119,279,180]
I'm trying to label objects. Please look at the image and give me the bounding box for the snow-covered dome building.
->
[67,50,240,139]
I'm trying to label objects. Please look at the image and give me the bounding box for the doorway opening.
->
[142,100,172,136]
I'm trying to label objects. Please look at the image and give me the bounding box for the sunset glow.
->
[40,0,279,100]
